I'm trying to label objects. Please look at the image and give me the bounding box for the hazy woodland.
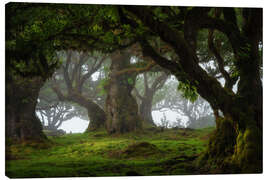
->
[5,3,262,177]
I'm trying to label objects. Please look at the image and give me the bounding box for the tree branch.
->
[63,50,73,91]
[51,84,68,101]
[208,30,234,90]
[125,6,234,115]
[151,72,169,91]
[113,61,156,77]
[78,55,107,93]
[184,7,211,52]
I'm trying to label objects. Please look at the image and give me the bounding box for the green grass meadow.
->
[5,127,214,178]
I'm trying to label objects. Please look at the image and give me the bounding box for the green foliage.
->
[177,81,198,102]
[6,3,68,77]
[6,3,129,79]
[153,7,169,21]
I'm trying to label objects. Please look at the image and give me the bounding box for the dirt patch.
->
[108,142,162,159]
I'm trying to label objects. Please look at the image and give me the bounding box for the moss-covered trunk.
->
[199,112,262,173]
[105,51,142,134]
[233,121,262,173]
[231,98,262,173]
[6,76,47,143]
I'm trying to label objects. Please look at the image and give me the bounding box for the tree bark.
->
[105,50,142,134]
[6,75,47,143]
[139,94,155,126]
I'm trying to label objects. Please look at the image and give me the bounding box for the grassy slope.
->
[5,127,214,178]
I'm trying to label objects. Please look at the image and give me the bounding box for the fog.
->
[60,117,89,133]
[37,53,218,134]
[59,110,185,133]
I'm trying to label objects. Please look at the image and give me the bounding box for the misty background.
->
[59,111,186,133]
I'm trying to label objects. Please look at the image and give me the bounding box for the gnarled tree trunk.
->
[135,72,168,127]
[69,92,106,132]
[202,8,263,173]
[6,76,47,143]
[52,87,106,132]
[125,6,262,173]
[199,108,262,173]
[105,51,142,134]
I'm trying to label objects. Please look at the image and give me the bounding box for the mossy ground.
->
[5,127,214,178]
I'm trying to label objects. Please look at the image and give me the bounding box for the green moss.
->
[6,127,214,178]
[232,126,262,173]
[195,117,238,172]
[110,141,162,159]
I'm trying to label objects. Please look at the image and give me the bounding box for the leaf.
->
[177,81,198,102]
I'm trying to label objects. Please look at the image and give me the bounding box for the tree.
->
[5,3,95,142]
[36,72,89,131]
[51,50,107,131]
[134,71,169,126]
[123,6,262,172]
[99,41,165,134]
[105,50,142,133]
[5,3,60,142]
[36,101,76,132]
[104,43,165,133]
[5,3,136,142]
[6,76,48,142]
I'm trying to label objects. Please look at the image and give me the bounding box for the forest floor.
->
[5,127,214,178]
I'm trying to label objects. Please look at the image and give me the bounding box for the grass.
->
[5,127,214,178]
